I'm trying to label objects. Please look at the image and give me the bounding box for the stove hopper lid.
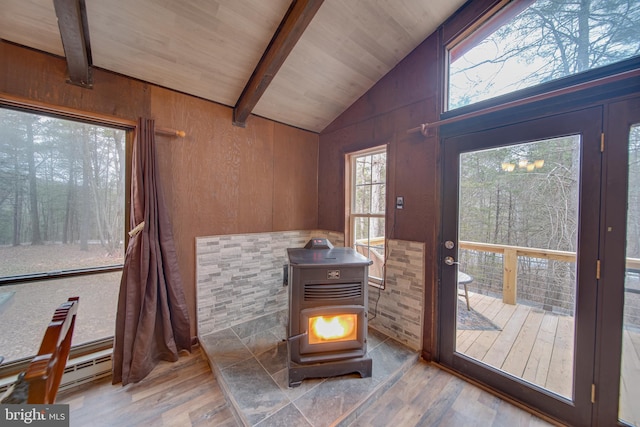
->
[287,245,372,267]
[304,238,333,250]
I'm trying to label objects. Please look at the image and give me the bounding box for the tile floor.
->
[199,310,418,427]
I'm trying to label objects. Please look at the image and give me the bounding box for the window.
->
[447,0,640,111]
[346,147,386,287]
[0,106,128,364]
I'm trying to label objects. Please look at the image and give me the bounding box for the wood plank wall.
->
[0,41,319,337]
[317,0,502,359]
[318,33,442,359]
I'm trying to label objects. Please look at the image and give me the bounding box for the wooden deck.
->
[621,326,640,426]
[456,292,640,425]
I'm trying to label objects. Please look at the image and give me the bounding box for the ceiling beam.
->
[53,0,93,88]
[233,0,324,127]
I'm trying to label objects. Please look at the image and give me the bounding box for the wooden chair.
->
[2,297,80,404]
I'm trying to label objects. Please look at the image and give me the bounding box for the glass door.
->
[440,108,603,426]
[620,121,640,426]
[597,97,640,427]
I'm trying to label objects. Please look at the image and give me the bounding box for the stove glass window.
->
[308,314,358,344]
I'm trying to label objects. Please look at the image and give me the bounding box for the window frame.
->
[345,145,387,288]
[0,96,134,282]
[442,0,640,115]
[0,95,134,370]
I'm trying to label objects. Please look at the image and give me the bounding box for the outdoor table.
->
[458,271,473,310]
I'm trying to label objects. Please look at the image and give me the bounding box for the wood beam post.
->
[54,0,92,88]
[233,0,324,127]
[503,248,518,305]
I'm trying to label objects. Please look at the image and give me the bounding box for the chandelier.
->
[501,159,544,172]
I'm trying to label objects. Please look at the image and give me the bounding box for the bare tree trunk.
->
[494,187,500,242]
[89,128,109,251]
[80,127,91,251]
[114,130,125,251]
[26,118,42,245]
[12,179,22,247]
[63,167,76,244]
[576,0,591,72]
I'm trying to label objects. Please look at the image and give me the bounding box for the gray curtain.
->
[112,118,191,385]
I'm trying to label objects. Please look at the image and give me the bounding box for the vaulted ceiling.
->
[0,0,467,132]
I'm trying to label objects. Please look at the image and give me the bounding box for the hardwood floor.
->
[54,295,639,426]
[57,348,237,427]
[57,345,555,427]
[350,360,554,427]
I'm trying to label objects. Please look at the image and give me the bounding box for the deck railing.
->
[354,237,639,313]
[460,240,640,305]
[354,237,386,282]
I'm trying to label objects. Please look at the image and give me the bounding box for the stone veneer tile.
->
[196,230,344,336]
[196,231,427,351]
[368,239,425,350]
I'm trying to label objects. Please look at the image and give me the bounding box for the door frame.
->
[438,107,604,427]
[594,97,640,426]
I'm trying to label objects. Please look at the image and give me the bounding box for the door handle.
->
[444,256,459,266]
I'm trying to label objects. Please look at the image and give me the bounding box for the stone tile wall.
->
[196,233,425,351]
[368,239,425,351]
[196,230,344,335]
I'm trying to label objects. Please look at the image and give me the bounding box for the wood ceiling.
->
[0,0,467,133]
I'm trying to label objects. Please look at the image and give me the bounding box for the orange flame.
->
[309,314,356,343]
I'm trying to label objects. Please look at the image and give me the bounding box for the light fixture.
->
[501,162,516,172]
[501,159,544,172]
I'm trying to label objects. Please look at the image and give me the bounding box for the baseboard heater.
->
[0,349,112,395]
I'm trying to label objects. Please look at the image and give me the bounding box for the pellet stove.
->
[286,238,373,387]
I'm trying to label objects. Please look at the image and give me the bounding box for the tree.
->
[25,115,42,245]
[459,136,581,311]
[449,0,640,109]
[0,107,126,275]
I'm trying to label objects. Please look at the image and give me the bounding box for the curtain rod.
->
[155,126,186,138]
[407,68,640,136]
